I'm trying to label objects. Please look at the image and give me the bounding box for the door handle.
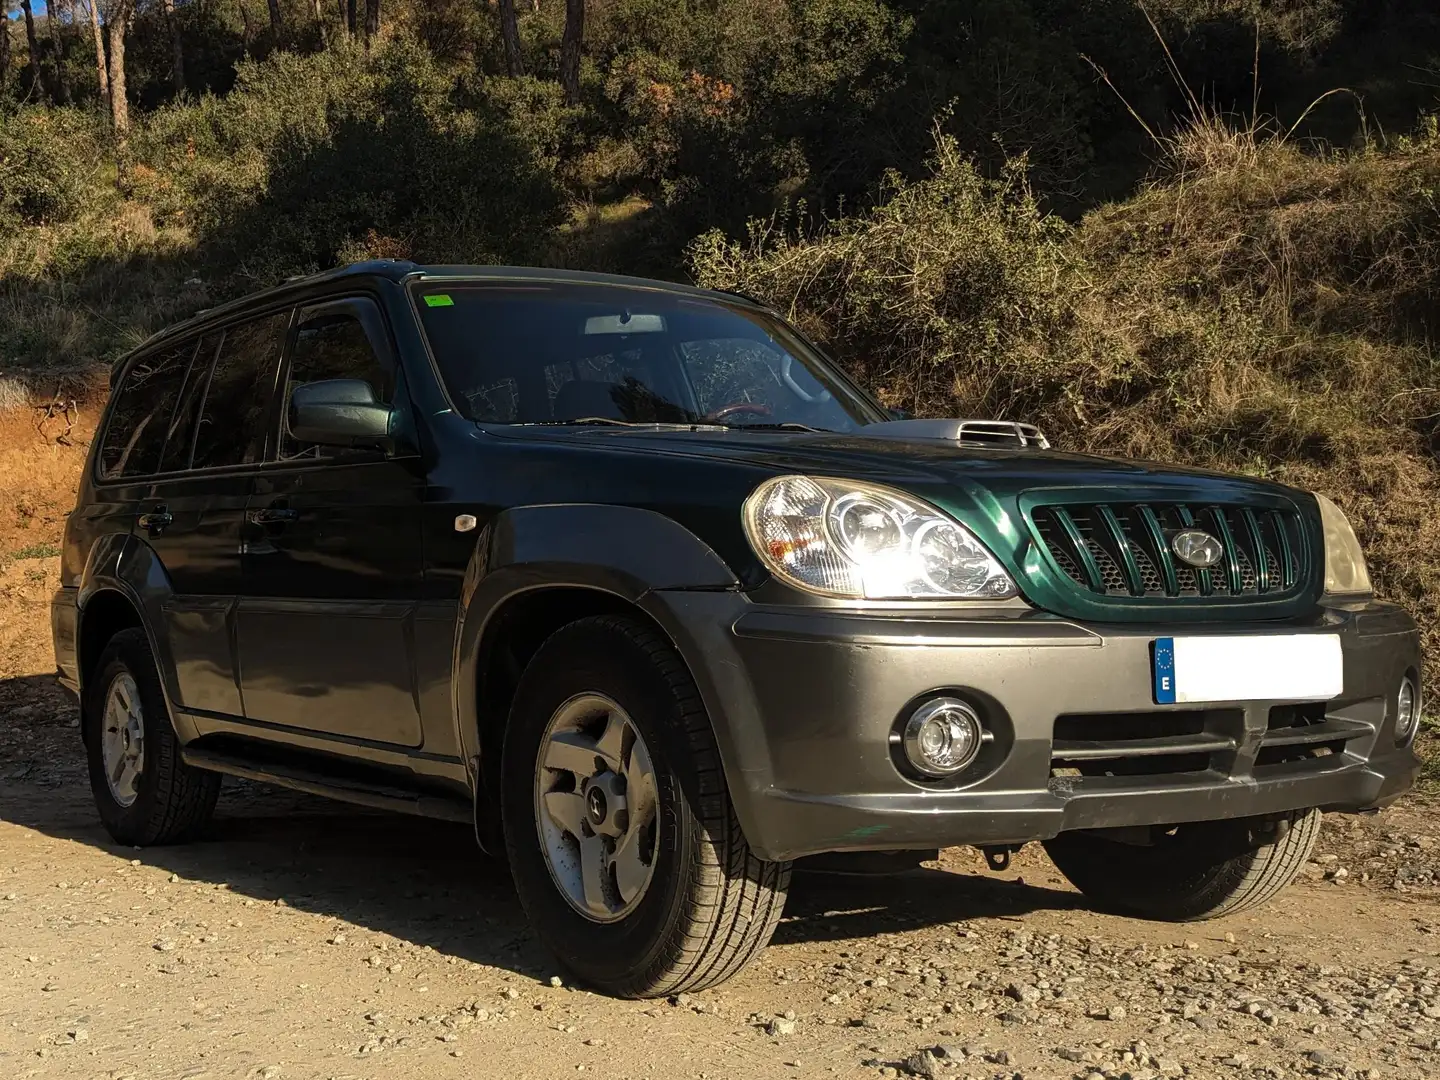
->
[137,509,172,532]
[247,507,299,525]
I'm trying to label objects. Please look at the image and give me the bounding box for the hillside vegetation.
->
[1,1,1438,768]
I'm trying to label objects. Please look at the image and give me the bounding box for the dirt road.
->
[2,647,1438,1080]
[2,413,1438,1080]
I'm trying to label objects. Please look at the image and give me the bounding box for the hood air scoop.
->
[862,418,1051,450]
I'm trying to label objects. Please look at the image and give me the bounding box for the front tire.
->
[1043,809,1322,921]
[501,615,790,998]
[84,628,221,846]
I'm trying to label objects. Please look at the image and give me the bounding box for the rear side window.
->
[191,311,291,470]
[98,340,199,481]
[158,333,221,473]
[280,300,394,460]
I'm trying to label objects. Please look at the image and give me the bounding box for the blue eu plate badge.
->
[1153,637,1177,704]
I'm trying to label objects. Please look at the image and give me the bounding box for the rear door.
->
[236,296,426,746]
[140,311,291,717]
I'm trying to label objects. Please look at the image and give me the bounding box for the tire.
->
[501,615,790,998]
[1043,808,1322,921]
[84,628,221,846]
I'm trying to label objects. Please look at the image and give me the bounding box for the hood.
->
[483,424,1325,625]
[485,424,1298,502]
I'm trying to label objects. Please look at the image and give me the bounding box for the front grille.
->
[1050,710,1240,781]
[1254,704,1371,767]
[1030,502,1307,600]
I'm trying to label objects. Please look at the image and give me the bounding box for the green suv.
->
[53,262,1422,998]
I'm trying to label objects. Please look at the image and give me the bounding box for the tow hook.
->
[980,845,1021,872]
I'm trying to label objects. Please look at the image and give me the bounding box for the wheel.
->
[501,615,790,998]
[84,628,221,846]
[1043,809,1322,921]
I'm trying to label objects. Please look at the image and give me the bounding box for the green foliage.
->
[0,107,113,232]
[690,136,1087,410]
[136,41,569,283]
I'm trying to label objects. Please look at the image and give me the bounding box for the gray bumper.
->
[649,593,1422,862]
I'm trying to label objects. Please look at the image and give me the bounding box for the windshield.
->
[412,282,886,431]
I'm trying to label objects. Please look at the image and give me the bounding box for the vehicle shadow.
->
[3,671,1084,984]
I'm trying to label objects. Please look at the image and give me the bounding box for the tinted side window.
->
[281,302,394,460]
[191,312,290,470]
[98,340,198,481]
[158,332,221,473]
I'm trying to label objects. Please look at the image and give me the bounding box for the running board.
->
[181,747,473,823]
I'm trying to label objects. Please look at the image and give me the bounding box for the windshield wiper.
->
[719,422,836,433]
[525,417,729,431]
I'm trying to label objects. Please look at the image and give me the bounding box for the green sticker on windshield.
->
[424,294,454,308]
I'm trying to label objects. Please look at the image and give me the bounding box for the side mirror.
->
[888,407,912,421]
[289,379,394,449]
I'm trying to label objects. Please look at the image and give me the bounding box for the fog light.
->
[1396,677,1419,743]
[903,698,984,778]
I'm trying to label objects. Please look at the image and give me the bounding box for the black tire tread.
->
[87,628,221,846]
[1044,808,1322,922]
[1184,807,1322,918]
[511,615,790,998]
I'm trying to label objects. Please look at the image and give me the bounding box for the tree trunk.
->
[363,0,379,41]
[161,0,184,95]
[497,0,522,76]
[0,14,11,92]
[238,0,256,50]
[310,0,327,45]
[86,0,109,105]
[266,0,282,34]
[106,0,135,188]
[19,0,45,99]
[559,0,583,105]
[345,0,356,38]
[49,0,73,104]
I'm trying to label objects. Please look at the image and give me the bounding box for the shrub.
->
[0,107,114,231]
[135,40,568,285]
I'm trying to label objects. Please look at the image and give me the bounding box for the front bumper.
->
[650,592,1422,862]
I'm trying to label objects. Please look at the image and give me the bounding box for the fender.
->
[76,533,199,742]
[451,503,740,790]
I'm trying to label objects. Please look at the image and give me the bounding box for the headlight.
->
[742,475,1017,599]
[1314,493,1372,597]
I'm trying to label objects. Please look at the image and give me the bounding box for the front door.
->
[236,297,425,747]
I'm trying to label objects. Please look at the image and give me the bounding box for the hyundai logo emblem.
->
[1171,529,1224,568]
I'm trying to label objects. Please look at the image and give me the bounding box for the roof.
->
[114,261,765,381]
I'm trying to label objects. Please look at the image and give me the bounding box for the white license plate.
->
[1153,634,1343,704]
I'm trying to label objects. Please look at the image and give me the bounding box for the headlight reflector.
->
[743,475,1017,599]
[1314,493,1373,597]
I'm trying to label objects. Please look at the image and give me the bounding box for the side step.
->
[182,747,473,823]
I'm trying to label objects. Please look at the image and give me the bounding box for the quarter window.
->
[191,311,290,471]
[98,340,199,481]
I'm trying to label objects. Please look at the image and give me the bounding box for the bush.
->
[136,40,569,285]
[0,108,114,231]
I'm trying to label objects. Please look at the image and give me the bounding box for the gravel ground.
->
[2,674,1438,1080]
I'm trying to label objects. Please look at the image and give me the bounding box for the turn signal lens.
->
[1314,493,1373,597]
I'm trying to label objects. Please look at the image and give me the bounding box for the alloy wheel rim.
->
[534,693,659,923]
[101,672,145,808]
